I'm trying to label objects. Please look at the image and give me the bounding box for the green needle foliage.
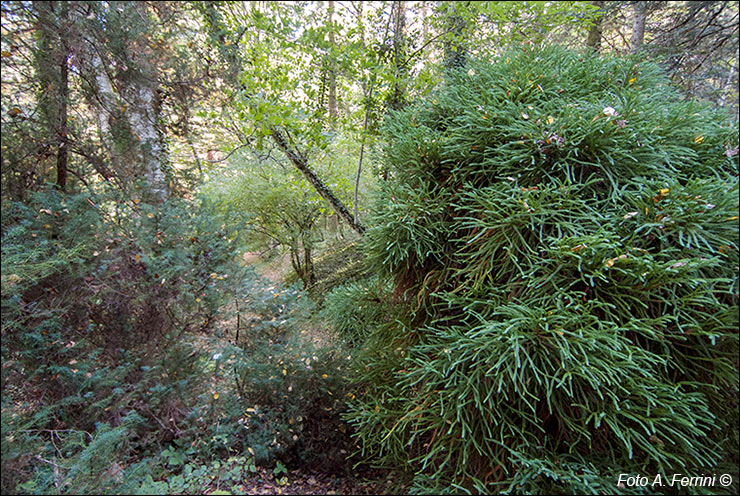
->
[345,45,739,494]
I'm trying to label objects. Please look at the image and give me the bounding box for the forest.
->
[1,1,738,494]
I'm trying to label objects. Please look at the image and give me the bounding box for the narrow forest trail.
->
[186,252,387,495]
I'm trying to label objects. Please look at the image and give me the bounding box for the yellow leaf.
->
[282,369,287,376]
[727,216,739,221]
[628,77,636,85]
[694,135,705,144]
[147,212,154,218]
[546,116,554,125]
[213,392,219,400]
[1,50,11,58]
[248,447,254,455]
[659,188,670,196]
[321,374,328,379]
[135,254,141,262]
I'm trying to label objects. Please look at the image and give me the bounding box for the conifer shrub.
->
[1,188,247,493]
[345,45,739,493]
[222,276,356,473]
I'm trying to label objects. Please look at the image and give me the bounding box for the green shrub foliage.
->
[225,276,355,472]
[1,189,245,493]
[322,275,394,346]
[346,46,739,493]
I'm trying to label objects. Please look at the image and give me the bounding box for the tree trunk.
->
[86,37,168,202]
[303,242,315,286]
[718,56,737,108]
[124,85,169,203]
[586,1,605,53]
[34,0,69,191]
[270,128,366,234]
[327,0,338,121]
[388,1,407,110]
[56,35,69,192]
[443,5,467,70]
[630,1,647,54]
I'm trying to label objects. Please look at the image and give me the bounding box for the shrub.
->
[219,276,355,473]
[1,188,247,493]
[345,45,739,494]
[321,275,394,346]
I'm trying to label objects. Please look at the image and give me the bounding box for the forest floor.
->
[193,251,390,495]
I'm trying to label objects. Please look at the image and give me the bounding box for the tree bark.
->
[124,85,169,203]
[82,4,169,203]
[327,0,338,121]
[388,1,407,110]
[630,1,647,54]
[586,1,605,53]
[443,5,467,70]
[270,128,366,234]
[34,0,69,191]
[56,34,69,192]
[303,242,315,286]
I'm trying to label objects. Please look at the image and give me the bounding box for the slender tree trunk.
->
[189,139,204,179]
[327,0,338,121]
[443,4,467,70]
[354,88,372,224]
[718,55,737,108]
[586,1,605,53]
[357,1,364,45]
[303,242,315,286]
[124,85,169,203]
[34,0,69,191]
[630,1,647,54]
[88,53,169,203]
[353,0,369,224]
[388,1,407,110]
[56,37,68,192]
[270,128,366,234]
